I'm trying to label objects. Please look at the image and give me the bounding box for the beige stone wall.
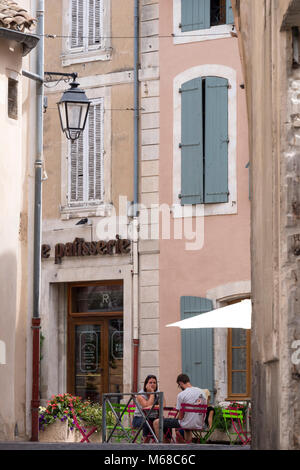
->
[43,0,135,217]
[0,0,36,440]
[233,0,300,450]
[0,39,23,441]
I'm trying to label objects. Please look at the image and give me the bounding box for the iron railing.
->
[102,392,164,443]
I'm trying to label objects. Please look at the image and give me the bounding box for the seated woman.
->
[132,374,161,441]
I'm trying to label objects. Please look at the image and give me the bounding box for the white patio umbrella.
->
[166,299,251,330]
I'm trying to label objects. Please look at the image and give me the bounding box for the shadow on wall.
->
[0,251,17,440]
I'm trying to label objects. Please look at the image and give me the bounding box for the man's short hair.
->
[176,373,190,384]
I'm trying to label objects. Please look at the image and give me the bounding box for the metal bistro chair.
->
[176,402,213,444]
[106,402,133,443]
[222,407,251,445]
[69,402,97,443]
[105,400,151,443]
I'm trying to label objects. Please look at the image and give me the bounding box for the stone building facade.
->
[0,0,38,440]
[232,0,300,450]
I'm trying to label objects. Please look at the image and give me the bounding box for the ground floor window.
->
[67,281,123,402]
[227,324,251,400]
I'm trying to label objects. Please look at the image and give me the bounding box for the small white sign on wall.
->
[0,340,6,365]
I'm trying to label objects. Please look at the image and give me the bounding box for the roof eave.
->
[0,26,39,56]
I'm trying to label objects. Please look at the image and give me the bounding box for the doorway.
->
[67,281,123,402]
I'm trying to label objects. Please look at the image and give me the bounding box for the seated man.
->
[153,373,207,442]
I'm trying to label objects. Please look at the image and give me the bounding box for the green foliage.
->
[213,406,227,432]
[39,393,116,432]
[213,402,248,432]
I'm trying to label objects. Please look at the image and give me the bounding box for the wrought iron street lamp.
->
[57,74,90,142]
[45,71,91,142]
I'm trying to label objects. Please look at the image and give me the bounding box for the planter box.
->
[209,429,231,443]
[39,420,102,443]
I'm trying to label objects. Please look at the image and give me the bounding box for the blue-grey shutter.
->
[180,78,204,205]
[204,76,229,203]
[180,296,214,402]
[181,0,210,32]
[226,0,234,25]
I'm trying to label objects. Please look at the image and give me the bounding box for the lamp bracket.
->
[44,71,78,88]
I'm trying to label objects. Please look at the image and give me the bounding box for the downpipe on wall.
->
[31,0,44,442]
[132,0,139,393]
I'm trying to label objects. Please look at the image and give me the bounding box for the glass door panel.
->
[74,323,103,402]
[108,319,123,397]
[71,283,123,313]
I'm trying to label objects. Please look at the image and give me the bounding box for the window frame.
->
[60,85,112,219]
[67,98,104,207]
[227,327,251,401]
[173,0,235,46]
[61,0,111,67]
[172,64,237,218]
[7,77,18,120]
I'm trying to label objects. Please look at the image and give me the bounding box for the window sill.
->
[61,48,112,67]
[173,23,235,46]
[60,203,113,220]
[225,397,251,402]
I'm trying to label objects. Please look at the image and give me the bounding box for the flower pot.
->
[39,419,102,443]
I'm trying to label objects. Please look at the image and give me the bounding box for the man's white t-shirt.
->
[176,386,207,429]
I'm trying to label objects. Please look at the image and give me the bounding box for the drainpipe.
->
[132,0,139,393]
[31,0,44,441]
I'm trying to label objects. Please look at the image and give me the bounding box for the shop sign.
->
[41,235,131,264]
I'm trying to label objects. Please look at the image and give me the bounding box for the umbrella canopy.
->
[166,299,251,330]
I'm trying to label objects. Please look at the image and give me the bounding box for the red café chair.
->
[176,402,208,443]
[69,402,97,443]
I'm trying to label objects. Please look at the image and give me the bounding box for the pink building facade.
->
[158,0,251,406]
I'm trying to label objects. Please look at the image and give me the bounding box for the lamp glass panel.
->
[66,103,83,129]
[58,102,67,130]
[79,103,89,128]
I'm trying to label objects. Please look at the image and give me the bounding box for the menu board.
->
[79,331,98,373]
[111,331,123,360]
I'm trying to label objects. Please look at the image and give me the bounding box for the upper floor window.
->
[180,0,234,32]
[68,99,104,206]
[180,76,229,205]
[62,0,111,66]
[70,0,102,52]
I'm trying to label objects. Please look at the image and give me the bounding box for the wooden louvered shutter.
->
[226,0,234,24]
[88,102,103,202]
[70,134,84,204]
[181,0,210,32]
[180,296,214,402]
[180,78,204,205]
[88,0,101,46]
[204,77,229,203]
[71,0,84,49]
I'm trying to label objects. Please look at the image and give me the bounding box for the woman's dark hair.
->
[143,374,158,392]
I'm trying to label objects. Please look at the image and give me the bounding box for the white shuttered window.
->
[69,99,104,206]
[70,0,102,52]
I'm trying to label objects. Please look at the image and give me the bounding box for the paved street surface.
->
[0,441,251,466]
[0,440,250,451]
